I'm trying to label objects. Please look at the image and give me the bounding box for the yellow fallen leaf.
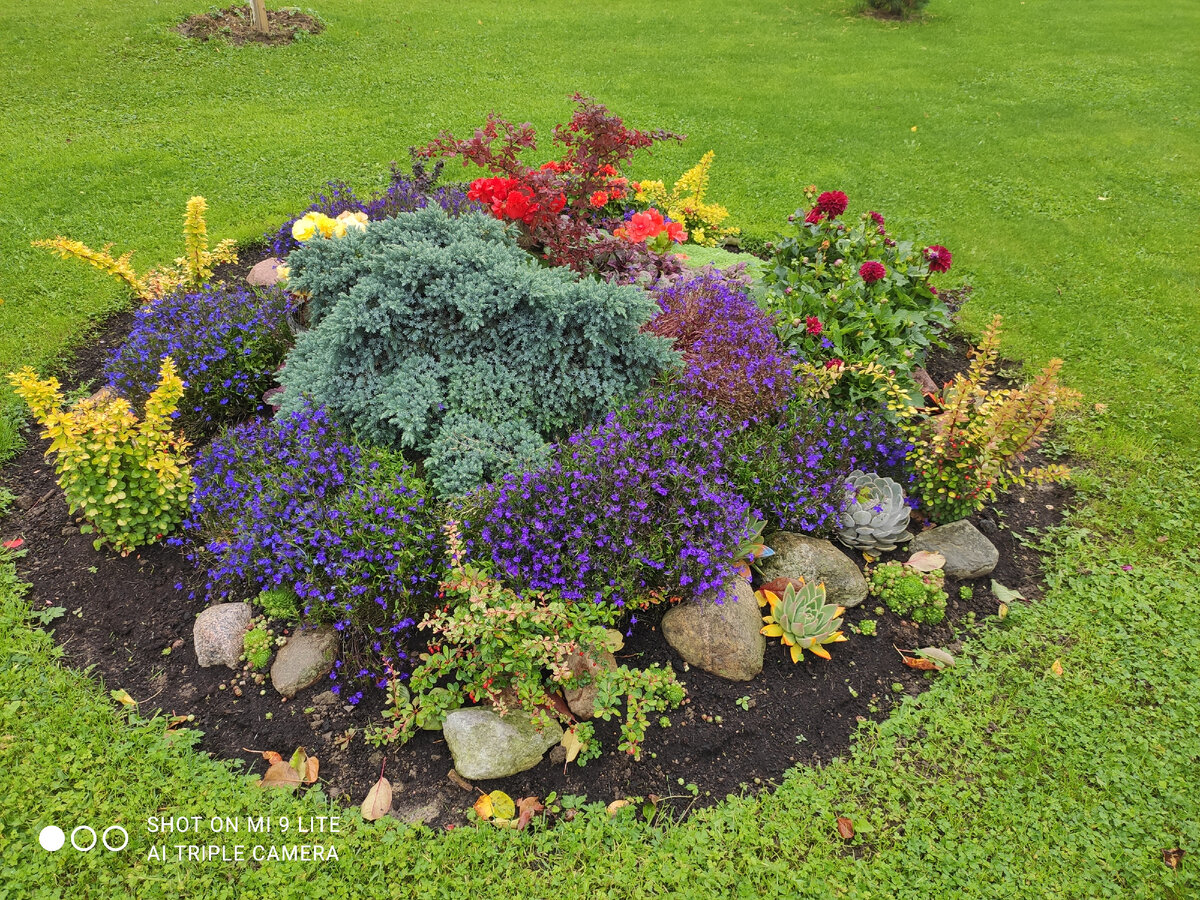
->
[607,799,631,817]
[110,689,136,707]
[1049,659,1064,677]
[474,792,493,820]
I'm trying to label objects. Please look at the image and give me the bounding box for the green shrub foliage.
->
[280,206,678,495]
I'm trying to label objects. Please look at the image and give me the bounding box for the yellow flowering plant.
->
[291,210,368,243]
[8,358,194,555]
[33,196,237,301]
[634,151,737,247]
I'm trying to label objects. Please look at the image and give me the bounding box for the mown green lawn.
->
[1,1,1197,897]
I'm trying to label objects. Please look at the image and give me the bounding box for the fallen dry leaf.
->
[906,550,945,573]
[902,656,940,671]
[1050,658,1064,677]
[836,817,855,840]
[516,796,544,832]
[1162,848,1184,871]
[259,761,301,789]
[606,799,631,817]
[361,776,392,821]
[110,689,137,707]
[304,756,319,784]
[474,793,494,820]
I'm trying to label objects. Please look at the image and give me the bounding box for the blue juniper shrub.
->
[103,284,293,439]
[176,404,444,697]
[278,205,679,496]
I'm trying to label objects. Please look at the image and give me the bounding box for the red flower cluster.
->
[806,316,823,335]
[804,208,825,225]
[869,210,885,226]
[817,191,849,218]
[468,176,566,226]
[925,245,953,273]
[615,208,686,244]
[859,261,887,283]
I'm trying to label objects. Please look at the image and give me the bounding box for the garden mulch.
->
[0,288,1069,830]
[175,5,323,47]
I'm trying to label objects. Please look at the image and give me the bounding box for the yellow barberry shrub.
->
[8,358,194,555]
[32,196,237,302]
[634,151,737,247]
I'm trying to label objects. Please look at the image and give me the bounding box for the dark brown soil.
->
[175,5,323,47]
[0,297,1068,830]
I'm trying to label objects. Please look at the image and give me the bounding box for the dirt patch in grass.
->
[175,6,323,47]
[0,291,1068,829]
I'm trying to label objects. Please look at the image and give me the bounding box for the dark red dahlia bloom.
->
[925,245,953,273]
[869,210,885,226]
[817,190,848,218]
[859,261,887,283]
[804,207,824,225]
[806,316,823,335]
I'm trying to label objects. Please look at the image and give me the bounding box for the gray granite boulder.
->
[661,577,764,681]
[911,520,999,579]
[442,708,562,780]
[193,602,252,669]
[270,626,339,698]
[758,532,869,608]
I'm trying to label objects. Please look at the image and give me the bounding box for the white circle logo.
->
[38,826,66,852]
[102,826,129,852]
[70,826,97,852]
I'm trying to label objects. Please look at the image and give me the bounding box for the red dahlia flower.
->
[590,191,610,208]
[806,316,823,335]
[869,210,885,226]
[859,261,887,283]
[804,208,824,225]
[817,191,848,218]
[925,245,953,273]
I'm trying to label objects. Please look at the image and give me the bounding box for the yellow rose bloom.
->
[336,210,368,233]
[275,264,289,280]
[314,214,337,238]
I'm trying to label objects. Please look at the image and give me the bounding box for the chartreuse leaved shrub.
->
[33,196,237,301]
[280,206,677,495]
[8,358,193,555]
[889,315,1080,523]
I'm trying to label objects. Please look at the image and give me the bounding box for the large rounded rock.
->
[912,520,999,579]
[193,602,252,669]
[442,708,563,780]
[661,577,764,681]
[757,532,868,608]
[246,257,286,287]
[270,626,339,698]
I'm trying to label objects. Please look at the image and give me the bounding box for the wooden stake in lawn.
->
[248,0,269,35]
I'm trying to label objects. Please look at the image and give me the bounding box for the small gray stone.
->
[758,533,869,608]
[912,519,999,579]
[391,798,442,826]
[193,602,252,669]
[247,257,285,287]
[661,577,764,681]
[442,708,562,780]
[563,649,618,720]
[270,626,339,698]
